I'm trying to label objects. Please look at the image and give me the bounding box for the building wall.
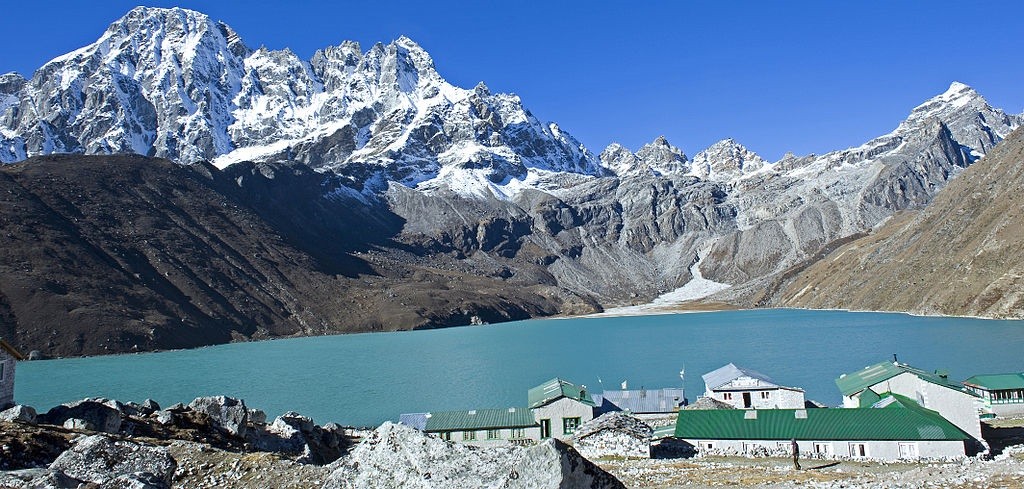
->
[681,438,965,460]
[866,373,983,443]
[0,350,15,409]
[532,397,595,441]
[432,426,542,447]
[709,387,805,410]
[576,430,650,459]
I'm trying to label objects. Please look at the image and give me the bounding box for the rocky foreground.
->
[1,397,1023,488]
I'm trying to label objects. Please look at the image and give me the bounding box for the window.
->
[487,429,501,440]
[462,431,477,441]
[898,443,918,459]
[702,441,714,450]
[813,442,832,455]
[760,391,770,399]
[440,431,452,441]
[849,443,867,458]
[562,417,581,435]
[511,428,525,439]
[723,393,733,400]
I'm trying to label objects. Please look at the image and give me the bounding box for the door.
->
[540,419,551,439]
[743,392,752,408]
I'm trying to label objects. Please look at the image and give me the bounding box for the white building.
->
[673,393,970,461]
[0,338,25,410]
[528,378,596,441]
[836,360,984,451]
[702,363,805,409]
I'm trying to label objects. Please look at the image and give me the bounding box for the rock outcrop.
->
[574,412,653,459]
[323,422,625,489]
[48,434,177,488]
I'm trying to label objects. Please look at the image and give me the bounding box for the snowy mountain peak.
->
[599,136,687,177]
[690,138,768,182]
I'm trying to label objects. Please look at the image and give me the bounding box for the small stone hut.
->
[573,412,653,459]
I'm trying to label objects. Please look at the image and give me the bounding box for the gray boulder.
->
[49,434,176,488]
[0,404,37,424]
[39,400,122,433]
[248,411,347,464]
[188,396,249,437]
[154,410,175,426]
[139,398,161,415]
[323,422,624,489]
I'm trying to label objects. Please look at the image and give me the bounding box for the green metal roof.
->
[423,407,537,432]
[836,361,978,398]
[963,373,1024,391]
[527,378,596,409]
[674,400,969,442]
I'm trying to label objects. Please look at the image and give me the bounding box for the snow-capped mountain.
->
[0,7,602,197]
[2,5,1023,326]
[599,136,689,177]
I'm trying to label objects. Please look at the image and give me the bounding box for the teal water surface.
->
[16,309,1024,427]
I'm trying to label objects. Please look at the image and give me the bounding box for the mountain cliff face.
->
[772,127,1024,318]
[0,7,602,197]
[0,7,1022,355]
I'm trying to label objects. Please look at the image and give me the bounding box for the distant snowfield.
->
[590,257,731,317]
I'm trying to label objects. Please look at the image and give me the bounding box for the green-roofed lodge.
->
[673,393,971,460]
[398,377,597,446]
[836,360,984,452]
[963,373,1024,417]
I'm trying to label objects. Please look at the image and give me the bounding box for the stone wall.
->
[0,351,15,409]
[682,438,966,461]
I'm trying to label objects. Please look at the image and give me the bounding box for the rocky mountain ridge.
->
[772,127,1024,318]
[1,7,1023,357]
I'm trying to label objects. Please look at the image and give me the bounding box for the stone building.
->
[837,360,984,450]
[963,373,1024,417]
[0,338,26,409]
[574,412,653,459]
[702,363,805,409]
[673,393,970,460]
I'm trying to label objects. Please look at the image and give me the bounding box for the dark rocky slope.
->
[0,155,590,356]
[771,127,1024,318]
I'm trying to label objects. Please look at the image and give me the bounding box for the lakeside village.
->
[395,356,1024,461]
[2,337,1023,464]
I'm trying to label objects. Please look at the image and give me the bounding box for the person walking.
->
[791,438,801,470]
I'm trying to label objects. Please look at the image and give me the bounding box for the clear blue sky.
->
[2,1,1022,161]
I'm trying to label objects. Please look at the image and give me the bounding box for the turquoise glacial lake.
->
[16,309,1024,427]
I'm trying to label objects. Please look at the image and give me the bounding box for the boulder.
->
[248,411,347,464]
[248,407,267,425]
[574,412,653,459]
[323,422,624,489]
[140,399,161,415]
[39,399,122,433]
[0,405,37,424]
[154,410,175,426]
[188,396,249,437]
[49,434,176,488]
